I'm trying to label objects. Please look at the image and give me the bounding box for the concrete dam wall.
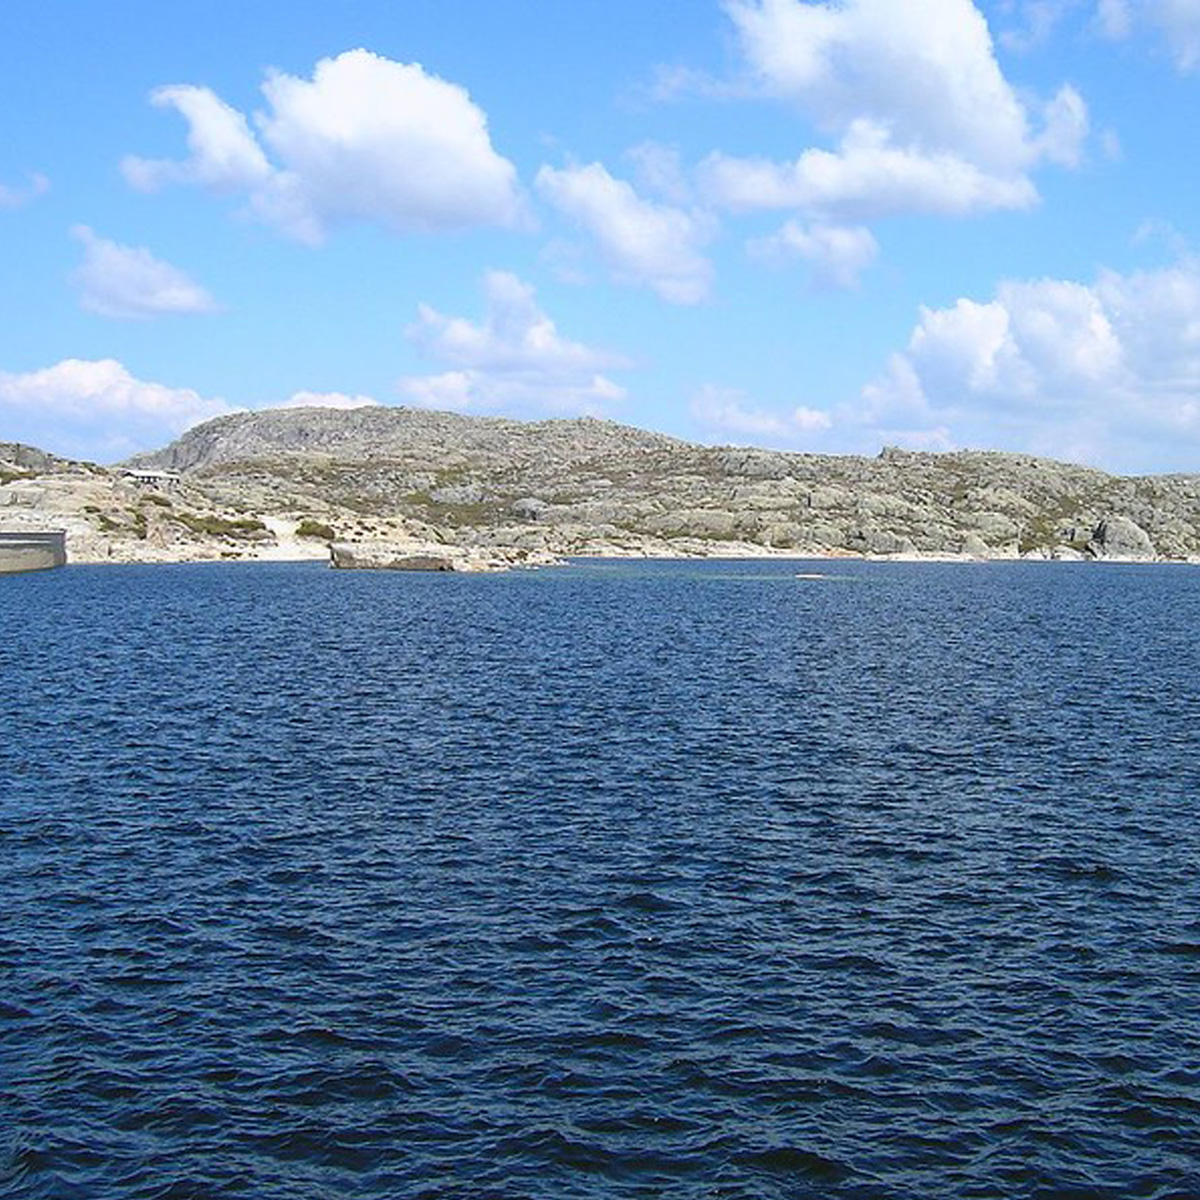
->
[0,530,67,574]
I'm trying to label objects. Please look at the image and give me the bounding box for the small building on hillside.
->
[120,468,181,490]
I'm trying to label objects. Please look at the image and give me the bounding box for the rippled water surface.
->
[3,558,1200,1199]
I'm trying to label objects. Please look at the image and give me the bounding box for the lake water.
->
[2,558,1199,1199]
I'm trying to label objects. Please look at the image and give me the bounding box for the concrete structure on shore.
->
[0,530,67,574]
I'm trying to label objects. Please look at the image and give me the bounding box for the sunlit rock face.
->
[7,411,1200,564]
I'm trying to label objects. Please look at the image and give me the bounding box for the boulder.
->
[331,542,460,570]
[329,539,561,572]
[512,496,548,521]
[847,527,915,556]
[1087,515,1155,560]
[429,482,485,505]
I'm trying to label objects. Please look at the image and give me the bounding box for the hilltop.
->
[5,408,1200,563]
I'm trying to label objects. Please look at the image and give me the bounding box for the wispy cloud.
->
[1096,0,1200,71]
[272,391,379,411]
[398,271,630,416]
[71,226,217,319]
[0,172,49,210]
[691,384,832,445]
[536,161,715,304]
[748,219,878,288]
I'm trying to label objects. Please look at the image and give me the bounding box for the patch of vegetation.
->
[1018,503,1087,555]
[399,490,503,528]
[145,493,172,507]
[0,467,34,486]
[295,519,336,541]
[177,513,268,539]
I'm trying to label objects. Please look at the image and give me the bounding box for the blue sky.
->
[2,0,1200,472]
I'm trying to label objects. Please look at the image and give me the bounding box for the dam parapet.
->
[0,530,67,574]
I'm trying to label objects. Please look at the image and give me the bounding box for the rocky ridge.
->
[6,407,1200,565]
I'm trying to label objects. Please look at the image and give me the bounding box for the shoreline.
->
[52,543,1200,569]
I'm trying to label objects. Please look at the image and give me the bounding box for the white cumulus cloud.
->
[0,359,234,461]
[123,49,524,243]
[700,0,1086,221]
[997,0,1075,52]
[536,162,714,304]
[849,259,1200,470]
[70,225,217,319]
[625,142,694,205]
[398,271,630,416]
[1096,0,1133,39]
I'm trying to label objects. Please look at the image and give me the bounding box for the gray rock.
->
[329,539,561,572]
[1088,514,1155,559]
[429,482,485,505]
[512,496,547,521]
[9,407,1197,565]
[965,511,1019,544]
[847,527,915,556]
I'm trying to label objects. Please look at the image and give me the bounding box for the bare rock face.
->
[847,527,915,556]
[329,540,561,573]
[128,407,680,473]
[9,409,1200,564]
[133,409,1197,561]
[330,543,461,571]
[1088,515,1155,559]
[1,442,72,475]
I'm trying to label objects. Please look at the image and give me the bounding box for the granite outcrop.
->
[6,409,1200,566]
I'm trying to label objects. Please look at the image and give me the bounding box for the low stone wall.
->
[0,530,67,574]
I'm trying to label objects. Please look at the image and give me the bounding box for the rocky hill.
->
[129,406,1200,562]
[5,408,1200,564]
[128,406,683,473]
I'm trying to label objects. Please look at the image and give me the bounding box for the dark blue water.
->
[3,559,1199,1200]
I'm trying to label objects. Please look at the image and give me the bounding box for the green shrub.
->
[178,513,268,538]
[295,519,336,541]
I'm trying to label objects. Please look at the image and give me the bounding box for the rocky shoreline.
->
[6,408,1200,570]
